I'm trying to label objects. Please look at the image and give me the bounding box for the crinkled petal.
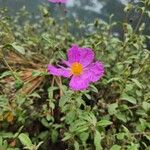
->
[69,61,104,90]
[48,64,71,78]
[69,74,90,91]
[67,44,81,63]
[67,45,94,67]
[79,47,94,67]
[86,61,104,82]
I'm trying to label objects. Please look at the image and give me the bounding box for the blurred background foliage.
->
[0,0,150,45]
[0,0,150,150]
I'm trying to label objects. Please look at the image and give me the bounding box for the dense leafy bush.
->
[0,1,150,150]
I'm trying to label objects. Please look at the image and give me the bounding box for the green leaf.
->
[79,132,89,143]
[32,70,47,77]
[58,51,66,59]
[65,111,76,124]
[120,93,137,104]
[110,145,121,150]
[107,77,122,83]
[82,112,97,126]
[36,141,44,150]
[15,80,24,90]
[144,134,150,141]
[146,11,150,18]
[94,130,102,150]
[127,143,139,150]
[0,71,12,79]
[59,95,70,108]
[124,4,133,12]
[137,118,147,132]
[38,131,49,140]
[122,126,130,138]
[90,85,98,93]
[142,102,150,112]
[0,132,14,138]
[18,133,33,148]
[115,112,127,123]
[74,141,80,150]
[11,43,25,55]
[132,68,140,75]
[29,92,41,98]
[97,119,112,127]
[41,118,50,128]
[125,84,134,91]
[108,103,118,115]
[123,23,133,33]
[130,78,143,89]
[62,133,72,141]
[84,93,91,100]
[136,90,142,97]
[116,133,125,140]
[70,120,87,132]
[73,125,89,133]
[51,130,58,143]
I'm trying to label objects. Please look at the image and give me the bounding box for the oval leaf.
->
[97,120,112,127]
[120,93,137,104]
[18,133,33,148]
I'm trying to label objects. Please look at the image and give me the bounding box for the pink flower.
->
[48,45,104,91]
[48,0,67,4]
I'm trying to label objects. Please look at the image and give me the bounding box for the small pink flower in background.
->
[48,45,104,91]
[48,0,67,4]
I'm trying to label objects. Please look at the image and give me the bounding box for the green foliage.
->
[18,133,43,150]
[0,1,150,150]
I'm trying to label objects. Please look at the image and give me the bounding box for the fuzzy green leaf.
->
[97,120,112,127]
[94,130,102,150]
[18,133,33,148]
[120,93,137,104]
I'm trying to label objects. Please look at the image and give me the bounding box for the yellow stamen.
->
[71,62,83,76]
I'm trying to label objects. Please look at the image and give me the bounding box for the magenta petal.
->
[48,65,71,78]
[79,47,94,67]
[69,61,104,90]
[86,61,104,82]
[67,44,81,63]
[69,75,90,91]
[67,45,94,67]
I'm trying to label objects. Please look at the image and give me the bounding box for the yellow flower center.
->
[71,62,83,76]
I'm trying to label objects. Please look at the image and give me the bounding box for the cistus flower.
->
[48,45,104,91]
[48,0,67,4]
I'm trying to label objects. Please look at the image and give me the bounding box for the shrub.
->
[0,1,150,150]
